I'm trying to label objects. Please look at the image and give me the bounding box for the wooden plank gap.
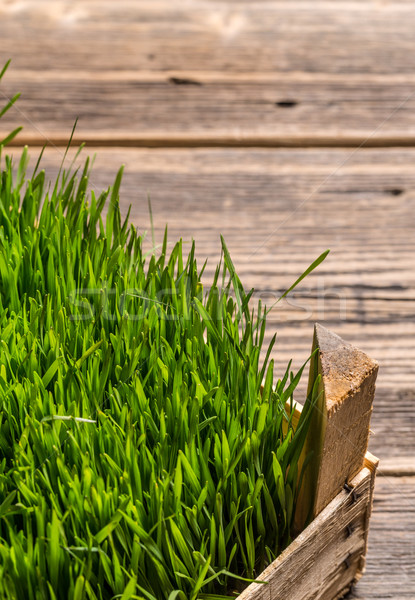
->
[8,134,415,149]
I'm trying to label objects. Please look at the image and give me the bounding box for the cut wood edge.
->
[357,451,378,581]
[364,450,380,474]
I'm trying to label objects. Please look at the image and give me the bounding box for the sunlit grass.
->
[0,62,326,600]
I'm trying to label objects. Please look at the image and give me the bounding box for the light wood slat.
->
[1,1,415,75]
[9,145,414,463]
[2,73,415,146]
[349,475,415,598]
[256,333,415,463]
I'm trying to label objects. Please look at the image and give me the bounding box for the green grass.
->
[0,62,326,600]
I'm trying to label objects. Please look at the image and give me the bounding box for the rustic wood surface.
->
[1,0,414,597]
[2,1,415,75]
[3,71,415,147]
[350,474,415,599]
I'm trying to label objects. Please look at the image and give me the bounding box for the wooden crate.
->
[240,324,379,600]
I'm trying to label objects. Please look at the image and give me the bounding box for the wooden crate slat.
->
[239,458,377,600]
[294,325,378,531]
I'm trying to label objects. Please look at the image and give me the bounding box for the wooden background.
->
[1,1,414,597]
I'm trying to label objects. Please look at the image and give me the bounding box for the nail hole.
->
[169,77,202,86]
[275,100,298,108]
[386,188,403,196]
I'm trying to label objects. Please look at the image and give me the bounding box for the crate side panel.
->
[239,466,372,600]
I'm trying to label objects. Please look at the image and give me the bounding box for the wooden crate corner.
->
[241,325,379,600]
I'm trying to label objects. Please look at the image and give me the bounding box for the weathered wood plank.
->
[349,475,415,598]
[379,456,415,476]
[2,73,415,146]
[1,1,415,75]
[19,145,414,290]
[7,146,415,463]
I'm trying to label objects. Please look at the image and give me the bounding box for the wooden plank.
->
[2,73,415,146]
[18,145,414,289]
[350,475,415,598]
[7,146,415,463]
[1,1,415,75]
[379,456,415,476]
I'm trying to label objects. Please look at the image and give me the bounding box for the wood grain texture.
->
[9,145,414,467]
[1,2,415,145]
[2,72,415,146]
[349,474,415,599]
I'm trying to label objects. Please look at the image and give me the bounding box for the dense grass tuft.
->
[0,63,325,600]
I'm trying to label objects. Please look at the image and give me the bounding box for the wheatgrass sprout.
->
[0,64,327,600]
